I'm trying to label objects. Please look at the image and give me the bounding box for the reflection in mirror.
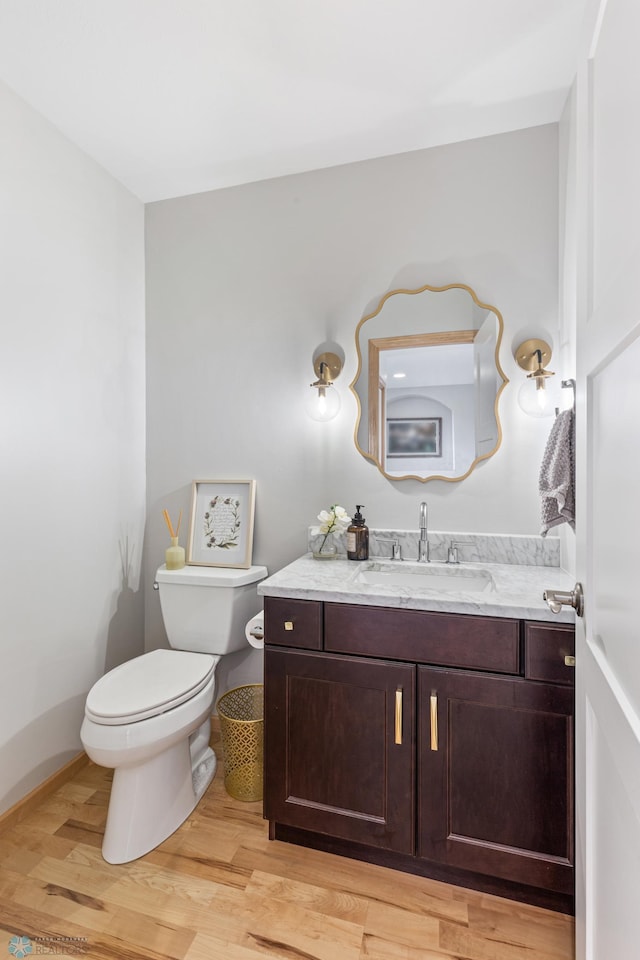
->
[350,283,508,482]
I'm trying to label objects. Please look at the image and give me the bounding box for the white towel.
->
[539,408,575,537]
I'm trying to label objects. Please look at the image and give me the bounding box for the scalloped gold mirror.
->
[350,283,508,482]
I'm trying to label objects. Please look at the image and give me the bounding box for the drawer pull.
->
[430,694,438,751]
[284,621,294,631]
[395,688,403,744]
[565,655,576,667]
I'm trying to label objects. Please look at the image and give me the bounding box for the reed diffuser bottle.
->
[163,508,185,570]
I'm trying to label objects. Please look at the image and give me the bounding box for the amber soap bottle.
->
[347,505,369,561]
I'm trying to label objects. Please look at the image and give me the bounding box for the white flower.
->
[332,506,350,530]
[317,504,349,535]
[316,504,350,558]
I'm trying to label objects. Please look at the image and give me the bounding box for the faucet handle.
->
[447,540,473,564]
[375,537,402,560]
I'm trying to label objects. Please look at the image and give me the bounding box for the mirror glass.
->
[350,283,508,482]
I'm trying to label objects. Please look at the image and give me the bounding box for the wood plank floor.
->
[0,730,575,960]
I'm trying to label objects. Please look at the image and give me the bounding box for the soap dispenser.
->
[347,505,369,561]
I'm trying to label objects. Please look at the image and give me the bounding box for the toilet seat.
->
[85,649,217,725]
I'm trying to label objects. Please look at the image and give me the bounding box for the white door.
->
[573,0,640,956]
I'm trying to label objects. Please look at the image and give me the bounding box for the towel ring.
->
[555,379,576,417]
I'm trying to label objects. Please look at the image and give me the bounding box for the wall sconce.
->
[306,351,343,422]
[514,338,561,418]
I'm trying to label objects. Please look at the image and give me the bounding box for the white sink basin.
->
[351,561,494,594]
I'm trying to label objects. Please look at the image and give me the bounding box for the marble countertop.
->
[257,553,577,623]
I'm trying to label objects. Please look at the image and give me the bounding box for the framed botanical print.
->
[187,479,256,568]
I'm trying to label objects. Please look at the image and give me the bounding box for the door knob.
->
[544,582,584,618]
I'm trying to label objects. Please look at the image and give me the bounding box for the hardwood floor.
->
[0,730,575,960]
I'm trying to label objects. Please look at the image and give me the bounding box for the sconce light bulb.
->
[306,383,341,422]
[307,348,343,422]
[517,376,560,418]
[537,383,548,410]
[514,338,560,418]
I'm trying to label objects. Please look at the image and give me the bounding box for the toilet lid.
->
[85,650,217,725]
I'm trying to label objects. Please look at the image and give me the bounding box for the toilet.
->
[80,562,267,864]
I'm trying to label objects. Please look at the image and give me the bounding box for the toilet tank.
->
[155,564,268,654]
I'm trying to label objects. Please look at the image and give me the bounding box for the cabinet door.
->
[418,667,574,895]
[264,648,415,853]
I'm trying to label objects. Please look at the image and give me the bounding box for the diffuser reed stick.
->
[162,509,182,539]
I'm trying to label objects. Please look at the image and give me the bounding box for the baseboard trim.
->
[0,752,89,836]
[1,716,222,835]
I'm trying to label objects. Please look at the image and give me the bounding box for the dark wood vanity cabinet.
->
[264,647,415,852]
[263,597,575,912]
[418,667,574,896]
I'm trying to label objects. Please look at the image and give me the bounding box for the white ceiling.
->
[0,0,588,203]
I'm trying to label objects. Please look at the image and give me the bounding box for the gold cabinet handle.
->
[395,688,402,745]
[565,655,576,667]
[430,694,438,751]
[284,621,294,631]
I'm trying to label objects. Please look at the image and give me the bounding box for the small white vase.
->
[312,534,338,560]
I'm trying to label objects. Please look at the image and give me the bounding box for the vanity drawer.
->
[325,603,520,674]
[264,597,323,650]
[524,622,575,685]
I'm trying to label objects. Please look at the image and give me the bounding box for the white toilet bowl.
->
[82,562,267,864]
[81,648,220,864]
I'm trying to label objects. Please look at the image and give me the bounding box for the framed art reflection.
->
[387,417,442,458]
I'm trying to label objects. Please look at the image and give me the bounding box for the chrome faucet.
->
[418,501,430,562]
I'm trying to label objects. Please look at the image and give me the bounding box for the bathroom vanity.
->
[258,541,576,913]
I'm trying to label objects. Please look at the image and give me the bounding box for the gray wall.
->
[145,123,561,694]
[0,81,146,813]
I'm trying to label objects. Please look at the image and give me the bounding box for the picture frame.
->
[187,479,256,568]
[386,417,442,458]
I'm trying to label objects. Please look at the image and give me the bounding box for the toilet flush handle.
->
[153,581,159,591]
